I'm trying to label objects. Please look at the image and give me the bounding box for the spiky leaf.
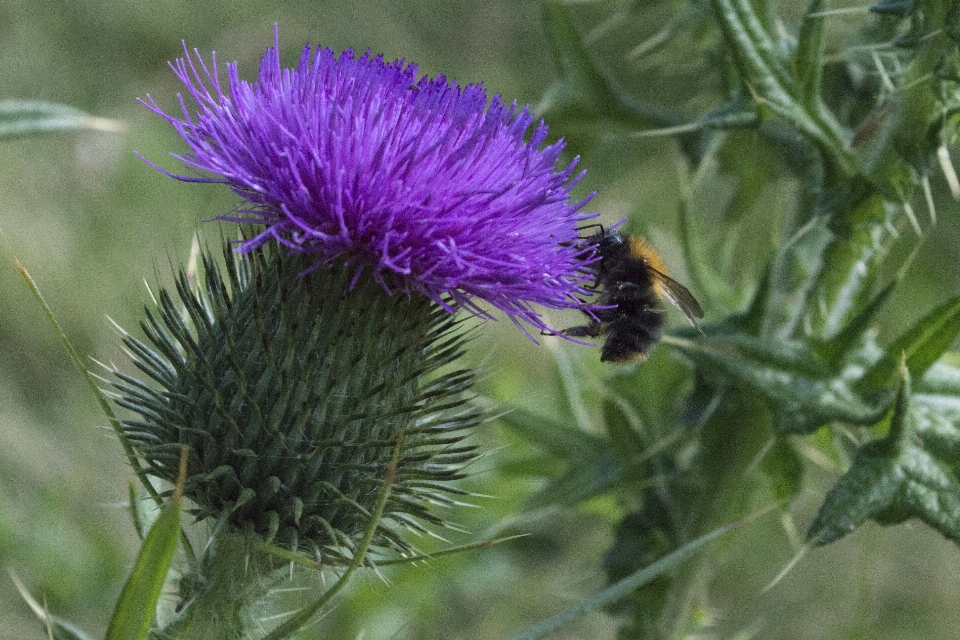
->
[808,365,960,545]
[673,334,884,434]
[857,293,960,393]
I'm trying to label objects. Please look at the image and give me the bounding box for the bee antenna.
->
[576,223,605,235]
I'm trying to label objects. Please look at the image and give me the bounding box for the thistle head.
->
[118,28,601,566]
[113,240,481,561]
[139,27,598,336]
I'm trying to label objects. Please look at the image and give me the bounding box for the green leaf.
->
[857,293,960,393]
[696,100,760,131]
[760,439,805,501]
[528,452,622,509]
[0,100,123,139]
[602,398,648,463]
[735,260,774,336]
[710,0,854,172]
[677,151,741,311]
[496,406,605,460]
[673,334,885,434]
[604,346,697,437]
[759,216,832,338]
[9,571,95,640]
[713,0,791,87]
[497,407,617,507]
[106,479,183,640]
[808,365,960,545]
[852,104,925,204]
[507,519,740,640]
[947,0,960,44]
[915,359,960,417]
[498,403,662,508]
[538,0,676,130]
[539,0,613,120]
[601,501,676,626]
[870,0,916,17]
[816,280,896,366]
[807,195,895,340]
[714,129,772,227]
[792,0,826,108]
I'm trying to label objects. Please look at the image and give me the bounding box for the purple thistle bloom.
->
[139,28,598,335]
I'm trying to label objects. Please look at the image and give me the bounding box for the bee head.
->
[595,232,626,257]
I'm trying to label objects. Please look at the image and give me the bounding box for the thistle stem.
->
[261,435,404,640]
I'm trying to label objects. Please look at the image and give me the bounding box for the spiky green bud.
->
[112,239,481,563]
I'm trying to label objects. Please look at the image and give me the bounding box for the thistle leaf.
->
[496,406,605,460]
[857,294,960,393]
[539,0,617,121]
[674,334,884,434]
[710,0,854,171]
[761,216,833,338]
[496,407,615,507]
[760,439,805,501]
[508,519,740,640]
[792,0,826,108]
[713,0,792,88]
[806,196,895,340]
[808,364,960,545]
[816,280,896,366]
[870,0,915,17]
[538,0,676,130]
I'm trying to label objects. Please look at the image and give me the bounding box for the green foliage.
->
[0,100,122,139]
[106,461,183,640]
[676,333,887,434]
[809,363,960,546]
[10,572,95,640]
[857,292,960,391]
[507,519,740,640]
[496,406,616,508]
[492,0,960,636]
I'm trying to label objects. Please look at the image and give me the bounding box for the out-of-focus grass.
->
[2,1,960,638]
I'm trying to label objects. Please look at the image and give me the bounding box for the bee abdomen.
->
[599,309,664,363]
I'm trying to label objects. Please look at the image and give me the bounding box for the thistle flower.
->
[138,28,597,335]
[115,31,600,632]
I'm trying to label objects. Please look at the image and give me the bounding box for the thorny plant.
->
[496,0,960,637]
[6,0,960,638]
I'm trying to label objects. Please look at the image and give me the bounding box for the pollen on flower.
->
[138,26,598,336]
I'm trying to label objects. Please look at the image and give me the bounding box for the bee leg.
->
[560,322,605,338]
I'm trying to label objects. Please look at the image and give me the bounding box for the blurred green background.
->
[3,0,960,638]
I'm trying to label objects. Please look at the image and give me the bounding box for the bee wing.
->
[650,268,704,329]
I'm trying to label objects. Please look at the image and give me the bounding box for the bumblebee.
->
[563,230,704,363]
